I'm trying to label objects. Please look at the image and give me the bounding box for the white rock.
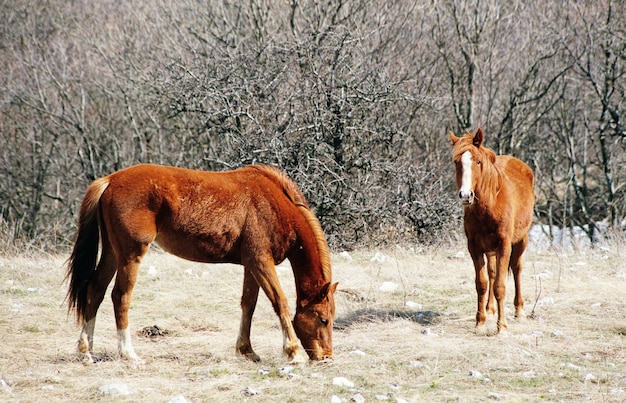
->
[379,282,398,292]
[333,376,355,388]
[349,349,366,356]
[338,251,353,262]
[584,373,597,383]
[538,297,554,306]
[242,386,260,396]
[99,383,131,396]
[487,391,505,400]
[352,393,365,403]
[279,366,294,374]
[330,395,342,403]
[468,370,483,379]
[184,269,194,276]
[371,252,386,262]
[147,265,158,276]
[168,395,190,403]
[405,301,423,309]
[1,379,11,393]
[532,270,552,279]
[422,327,437,336]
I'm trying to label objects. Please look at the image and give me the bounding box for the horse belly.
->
[154,229,242,264]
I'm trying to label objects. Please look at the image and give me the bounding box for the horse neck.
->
[288,226,331,304]
[289,252,323,301]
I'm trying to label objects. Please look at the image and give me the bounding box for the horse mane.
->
[249,165,332,282]
[452,133,502,206]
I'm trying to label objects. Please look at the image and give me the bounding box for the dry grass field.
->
[1,242,625,402]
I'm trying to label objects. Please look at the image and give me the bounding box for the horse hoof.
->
[244,352,261,362]
[288,353,306,365]
[81,353,95,365]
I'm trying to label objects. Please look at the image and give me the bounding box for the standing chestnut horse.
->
[65,164,337,363]
[450,128,534,334]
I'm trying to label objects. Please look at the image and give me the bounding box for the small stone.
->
[333,376,355,388]
[487,391,505,400]
[371,252,386,262]
[379,282,398,292]
[168,395,190,403]
[99,383,131,396]
[352,393,365,403]
[242,386,260,396]
[338,251,353,262]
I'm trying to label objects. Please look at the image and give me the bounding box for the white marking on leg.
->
[459,151,474,202]
[78,318,96,363]
[117,328,142,363]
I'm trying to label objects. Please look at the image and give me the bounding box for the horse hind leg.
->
[111,254,146,363]
[77,245,117,363]
[236,268,261,362]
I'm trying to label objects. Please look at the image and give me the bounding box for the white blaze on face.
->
[459,151,473,202]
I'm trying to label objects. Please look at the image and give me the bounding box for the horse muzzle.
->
[459,190,475,205]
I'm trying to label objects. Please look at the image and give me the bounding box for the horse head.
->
[293,281,338,360]
[450,128,496,206]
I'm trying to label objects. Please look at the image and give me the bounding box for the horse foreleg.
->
[248,259,303,364]
[486,253,497,317]
[111,258,143,363]
[494,244,513,334]
[470,251,488,333]
[236,269,261,362]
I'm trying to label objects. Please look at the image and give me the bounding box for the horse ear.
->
[449,131,459,145]
[319,282,339,299]
[473,128,484,148]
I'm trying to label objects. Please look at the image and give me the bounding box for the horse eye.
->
[320,318,329,326]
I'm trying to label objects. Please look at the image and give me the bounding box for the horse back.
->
[100,164,300,264]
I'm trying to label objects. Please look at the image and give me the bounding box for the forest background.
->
[1,0,624,252]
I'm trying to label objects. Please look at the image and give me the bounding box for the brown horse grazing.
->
[450,128,534,334]
[65,163,338,363]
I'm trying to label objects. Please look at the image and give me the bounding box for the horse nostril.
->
[459,191,463,199]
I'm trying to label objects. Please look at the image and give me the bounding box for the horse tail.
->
[65,177,110,324]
